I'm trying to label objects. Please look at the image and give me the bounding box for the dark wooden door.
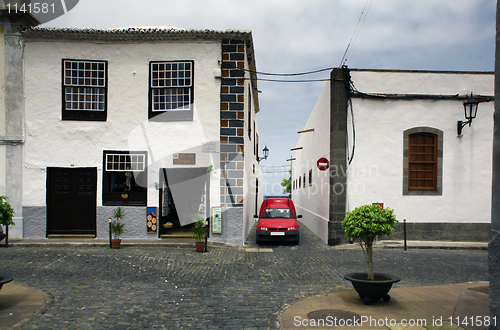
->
[47,167,97,236]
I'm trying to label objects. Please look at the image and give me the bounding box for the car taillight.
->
[259,227,268,231]
[288,226,298,231]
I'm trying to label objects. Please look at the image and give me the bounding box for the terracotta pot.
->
[111,239,122,249]
[344,273,401,305]
[195,242,205,252]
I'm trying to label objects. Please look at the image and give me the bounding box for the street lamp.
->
[258,145,269,163]
[458,93,479,136]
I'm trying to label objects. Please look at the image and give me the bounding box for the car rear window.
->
[261,208,294,219]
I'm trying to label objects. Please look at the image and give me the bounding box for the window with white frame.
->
[62,59,107,121]
[103,151,147,206]
[106,153,145,172]
[149,61,194,121]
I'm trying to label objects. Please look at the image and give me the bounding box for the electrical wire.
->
[347,97,356,165]
[244,67,335,76]
[254,77,330,83]
[339,0,373,67]
[241,1,372,82]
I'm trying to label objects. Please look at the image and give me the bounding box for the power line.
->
[241,2,372,82]
[339,0,373,67]
[245,67,335,76]
[255,77,330,83]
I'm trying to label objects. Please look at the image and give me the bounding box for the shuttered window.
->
[408,133,437,190]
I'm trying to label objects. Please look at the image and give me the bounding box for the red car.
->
[255,198,301,244]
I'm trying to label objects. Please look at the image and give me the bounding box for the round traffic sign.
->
[317,157,329,171]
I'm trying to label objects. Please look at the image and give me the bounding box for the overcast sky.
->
[43,0,497,195]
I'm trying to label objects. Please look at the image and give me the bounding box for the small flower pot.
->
[195,242,205,252]
[344,273,401,305]
[111,239,122,249]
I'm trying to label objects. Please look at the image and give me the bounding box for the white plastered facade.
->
[23,39,222,208]
[17,31,263,242]
[293,69,494,244]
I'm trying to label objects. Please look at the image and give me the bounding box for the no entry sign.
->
[317,157,329,171]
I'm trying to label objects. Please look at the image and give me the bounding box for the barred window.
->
[149,61,194,121]
[62,59,107,121]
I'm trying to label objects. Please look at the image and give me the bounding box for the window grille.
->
[151,62,192,111]
[62,59,107,121]
[64,60,106,111]
[106,154,145,172]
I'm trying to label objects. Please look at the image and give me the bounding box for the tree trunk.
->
[366,241,374,280]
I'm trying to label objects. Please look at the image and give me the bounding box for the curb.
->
[334,241,488,251]
[5,241,245,249]
[7,282,55,330]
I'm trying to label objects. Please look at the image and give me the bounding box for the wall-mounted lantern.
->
[458,93,479,137]
[257,145,269,163]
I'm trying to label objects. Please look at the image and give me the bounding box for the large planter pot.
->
[195,242,205,252]
[344,273,401,305]
[0,275,13,290]
[111,239,122,249]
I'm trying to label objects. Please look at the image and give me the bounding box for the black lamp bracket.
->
[457,119,473,137]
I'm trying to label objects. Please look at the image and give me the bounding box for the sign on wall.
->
[147,207,157,233]
[212,206,222,234]
[173,153,196,165]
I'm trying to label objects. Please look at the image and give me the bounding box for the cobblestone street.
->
[1,224,488,329]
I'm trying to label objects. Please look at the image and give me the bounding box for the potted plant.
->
[110,207,126,249]
[191,220,206,252]
[0,196,15,247]
[342,204,400,304]
[0,196,14,285]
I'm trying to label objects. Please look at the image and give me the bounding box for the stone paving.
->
[0,224,488,329]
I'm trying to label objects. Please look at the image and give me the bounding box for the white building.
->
[0,9,264,245]
[292,68,494,245]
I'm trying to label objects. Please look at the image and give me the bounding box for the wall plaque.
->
[173,153,196,165]
[211,207,222,234]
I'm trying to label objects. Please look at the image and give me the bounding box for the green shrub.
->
[0,196,15,227]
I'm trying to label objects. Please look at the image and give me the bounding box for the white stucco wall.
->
[293,70,494,243]
[22,39,222,211]
[243,77,264,243]
[346,70,494,224]
[292,81,331,243]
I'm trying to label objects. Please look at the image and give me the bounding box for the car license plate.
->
[270,232,285,236]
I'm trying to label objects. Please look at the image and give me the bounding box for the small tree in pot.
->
[342,204,400,304]
[191,220,206,252]
[110,207,126,249]
[342,204,397,279]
